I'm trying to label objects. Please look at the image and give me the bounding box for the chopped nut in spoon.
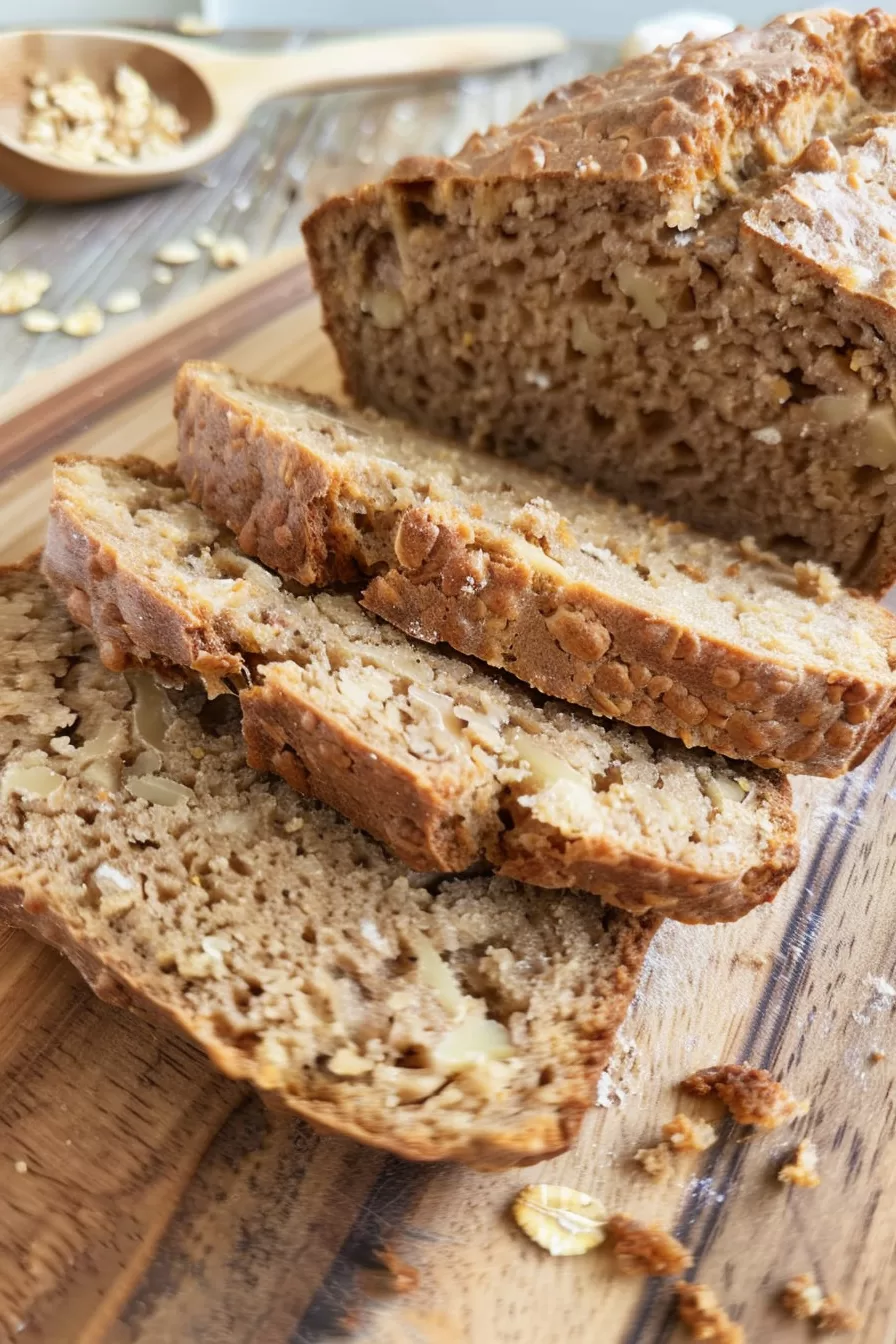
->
[21,66,187,167]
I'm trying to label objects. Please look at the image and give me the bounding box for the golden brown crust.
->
[175,363,896,777]
[310,11,860,222]
[42,454,799,925]
[241,675,484,874]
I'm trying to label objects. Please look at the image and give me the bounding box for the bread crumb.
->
[778,1138,820,1188]
[676,1281,744,1343]
[781,1273,825,1319]
[373,1246,419,1294]
[663,1112,717,1152]
[793,560,839,604]
[869,1048,886,1063]
[682,1063,808,1129]
[780,1275,863,1333]
[635,1142,674,1181]
[817,1292,864,1334]
[606,1213,691,1276]
[13,1159,27,1174]
[733,951,768,971]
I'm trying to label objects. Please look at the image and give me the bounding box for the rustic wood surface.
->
[0,251,895,1344]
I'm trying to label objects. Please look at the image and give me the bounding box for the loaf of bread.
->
[175,362,896,777]
[302,9,896,594]
[41,455,797,923]
[0,562,659,1167]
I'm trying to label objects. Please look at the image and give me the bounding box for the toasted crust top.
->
[375,11,896,228]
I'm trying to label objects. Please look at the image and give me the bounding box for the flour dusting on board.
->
[852,974,896,1026]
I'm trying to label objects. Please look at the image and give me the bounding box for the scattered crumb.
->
[778,1139,820,1188]
[734,951,768,971]
[13,1159,27,1174]
[663,1112,717,1152]
[511,1184,607,1256]
[635,1142,674,1181]
[817,1292,864,1334]
[780,1275,863,1333]
[676,1281,744,1343]
[682,1064,808,1129]
[606,1213,691,1276]
[781,1273,825,1320]
[373,1246,419,1294]
[869,1048,886,1063]
[866,974,895,1000]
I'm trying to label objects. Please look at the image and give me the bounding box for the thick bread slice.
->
[41,457,797,924]
[0,562,658,1168]
[175,362,896,778]
[301,10,896,594]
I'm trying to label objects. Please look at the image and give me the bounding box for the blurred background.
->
[1,0,822,40]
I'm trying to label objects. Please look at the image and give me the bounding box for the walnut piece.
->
[778,1138,820,1188]
[606,1213,691,1276]
[512,1184,607,1256]
[682,1064,808,1129]
[676,1282,744,1343]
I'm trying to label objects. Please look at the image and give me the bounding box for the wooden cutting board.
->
[1,251,895,1344]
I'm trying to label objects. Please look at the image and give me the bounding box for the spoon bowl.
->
[0,24,568,203]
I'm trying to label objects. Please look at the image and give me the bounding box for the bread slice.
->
[41,455,797,924]
[175,361,896,778]
[301,10,896,594]
[0,562,659,1167]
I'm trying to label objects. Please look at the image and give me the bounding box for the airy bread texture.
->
[41,456,797,923]
[175,362,896,777]
[0,563,658,1167]
[303,9,896,594]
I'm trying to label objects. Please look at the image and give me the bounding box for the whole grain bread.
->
[302,9,896,595]
[0,561,659,1168]
[41,456,797,923]
[175,362,896,777]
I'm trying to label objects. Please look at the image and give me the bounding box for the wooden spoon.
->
[0,25,567,203]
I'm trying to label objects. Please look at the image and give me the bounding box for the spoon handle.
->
[196,25,566,109]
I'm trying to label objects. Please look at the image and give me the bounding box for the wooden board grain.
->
[0,263,895,1344]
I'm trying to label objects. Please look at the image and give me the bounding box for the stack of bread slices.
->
[4,8,896,1169]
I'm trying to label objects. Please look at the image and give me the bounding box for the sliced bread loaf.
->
[0,562,659,1167]
[41,456,797,924]
[301,10,896,594]
[175,362,896,777]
